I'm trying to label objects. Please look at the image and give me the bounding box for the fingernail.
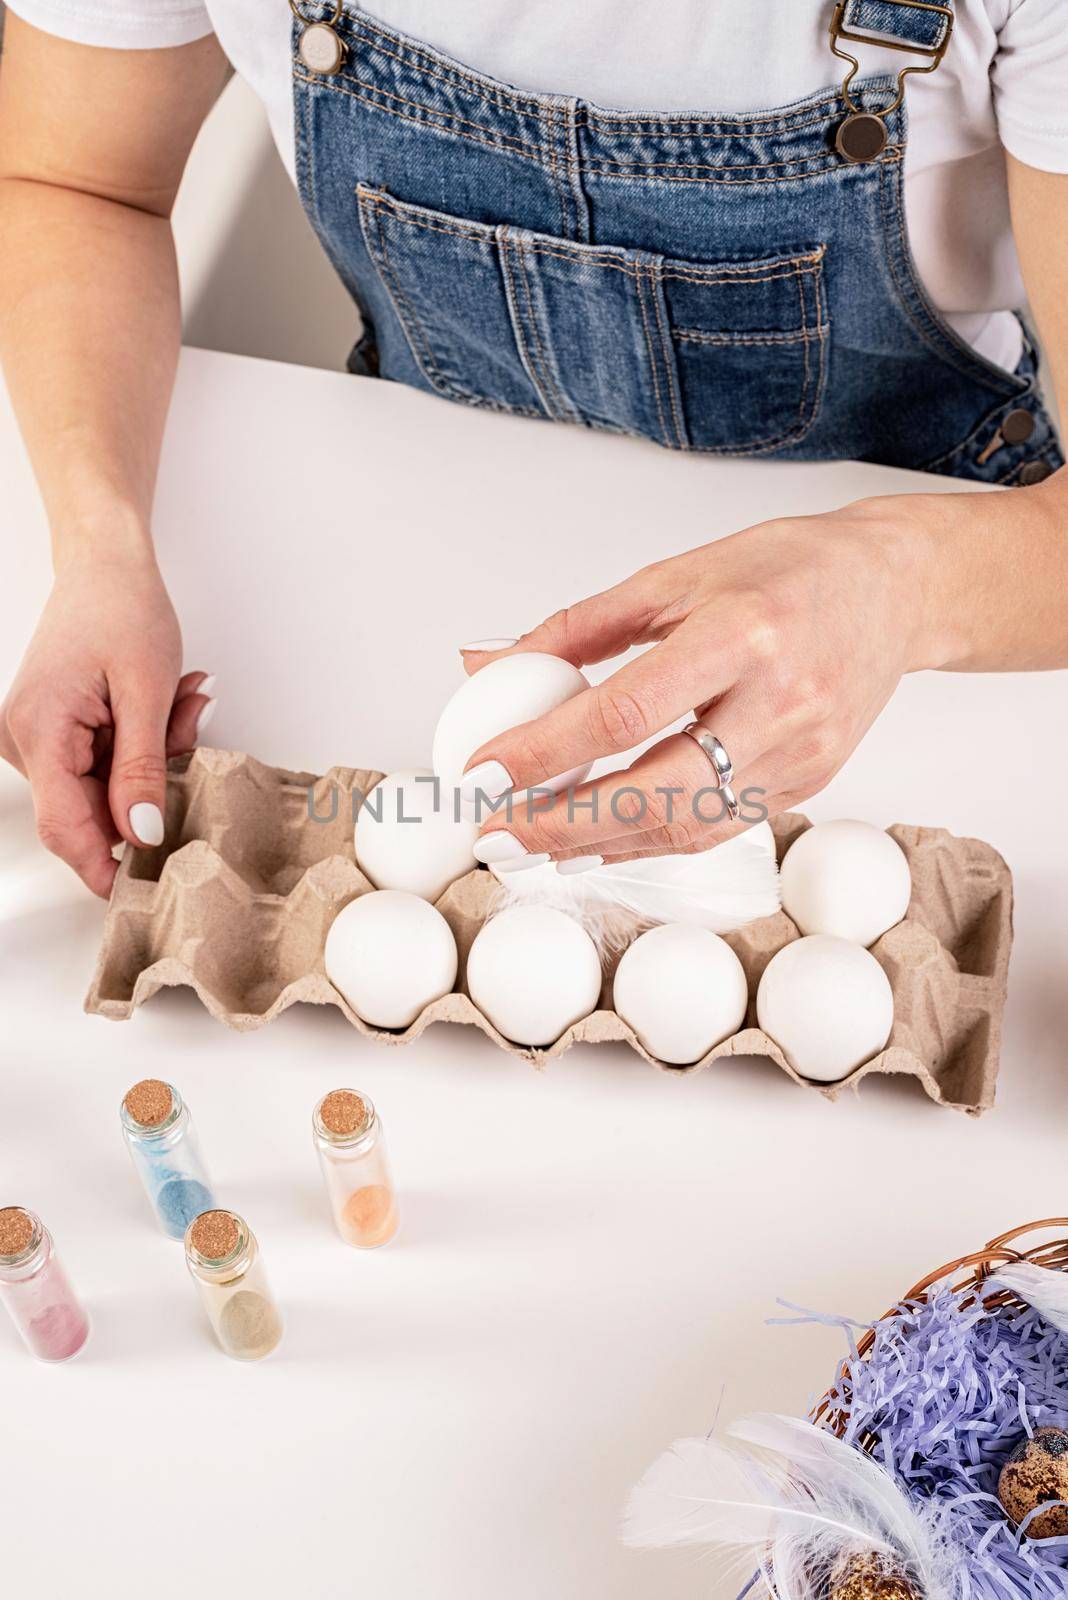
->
[496,852,552,874]
[460,761,513,805]
[195,697,217,739]
[459,638,518,653]
[129,802,164,847]
[473,830,533,865]
[198,673,217,697]
[556,854,603,875]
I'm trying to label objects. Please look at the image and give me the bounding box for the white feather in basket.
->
[987,1262,1068,1335]
[622,1412,961,1600]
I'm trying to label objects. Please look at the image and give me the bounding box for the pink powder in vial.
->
[0,1207,90,1363]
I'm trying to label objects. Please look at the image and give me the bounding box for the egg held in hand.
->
[466,905,602,1046]
[433,652,591,795]
[613,924,748,1065]
[355,768,479,903]
[756,934,893,1083]
[325,890,458,1030]
[780,819,911,948]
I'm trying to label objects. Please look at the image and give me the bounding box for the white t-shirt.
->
[9,0,1068,372]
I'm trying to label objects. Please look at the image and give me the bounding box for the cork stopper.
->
[123,1079,174,1129]
[318,1089,371,1139]
[0,1206,36,1259]
[189,1209,241,1261]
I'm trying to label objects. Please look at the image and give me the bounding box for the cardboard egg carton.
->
[85,749,1013,1114]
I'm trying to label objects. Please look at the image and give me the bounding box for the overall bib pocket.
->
[357,186,829,454]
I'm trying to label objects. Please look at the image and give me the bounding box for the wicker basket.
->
[815,1217,1068,1443]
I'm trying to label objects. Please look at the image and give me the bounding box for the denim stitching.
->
[510,235,571,421]
[365,196,550,420]
[294,71,542,162]
[649,263,688,451]
[355,190,828,456]
[359,197,824,290]
[360,193,454,395]
[340,12,546,113]
[299,69,894,186]
[542,101,568,240]
[675,327,829,346]
[634,269,672,449]
[338,8,858,135]
[497,233,555,419]
[586,153,852,176]
[693,263,829,455]
[582,97,849,132]
[517,243,578,422]
[581,158,896,186]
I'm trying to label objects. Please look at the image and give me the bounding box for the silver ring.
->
[719,784,741,823]
[682,723,734,788]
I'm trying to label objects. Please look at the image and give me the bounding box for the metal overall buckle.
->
[829,0,954,163]
[291,0,348,77]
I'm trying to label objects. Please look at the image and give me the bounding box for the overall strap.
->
[829,0,955,162]
[837,0,954,54]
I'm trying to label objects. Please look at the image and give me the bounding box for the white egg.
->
[756,934,894,1083]
[780,819,911,947]
[613,924,748,1065]
[355,768,479,902]
[325,889,458,1029]
[432,652,591,794]
[466,905,602,1046]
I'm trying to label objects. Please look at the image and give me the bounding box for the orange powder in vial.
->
[313,1089,400,1250]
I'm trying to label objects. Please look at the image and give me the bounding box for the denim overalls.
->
[291,1,1063,483]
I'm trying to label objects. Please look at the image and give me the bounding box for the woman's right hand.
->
[0,546,213,898]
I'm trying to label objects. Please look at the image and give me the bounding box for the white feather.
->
[623,1413,961,1600]
[987,1262,1068,1334]
[492,823,780,951]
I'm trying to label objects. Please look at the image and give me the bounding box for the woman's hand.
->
[459,496,947,871]
[0,546,213,898]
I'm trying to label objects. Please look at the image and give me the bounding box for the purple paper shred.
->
[799,1286,1068,1598]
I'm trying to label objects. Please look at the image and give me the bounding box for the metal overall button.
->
[1019,461,1054,486]
[976,407,1035,465]
[292,0,347,76]
[835,113,889,163]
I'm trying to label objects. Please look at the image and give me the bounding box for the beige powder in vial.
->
[313,1089,399,1248]
[184,1210,282,1361]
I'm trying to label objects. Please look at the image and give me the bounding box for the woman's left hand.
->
[460,496,944,870]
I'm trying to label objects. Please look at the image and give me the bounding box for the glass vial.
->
[184,1210,283,1361]
[313,1088,399,1248]
[120,1079,216,1240]
[0,1207,90,1363]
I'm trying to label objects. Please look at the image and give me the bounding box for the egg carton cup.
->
[85,749,1013,1114]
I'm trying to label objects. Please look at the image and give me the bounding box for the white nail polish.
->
[195,697,217,739]
[556,854,604,875]
[129,802,164,847]
[459,638,519,653]
[198,674,217,697]
[495,852,552,874]
[473,831,530,865]
[461,761,514,806]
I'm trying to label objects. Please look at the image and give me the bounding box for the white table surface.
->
[1,347,1066,1600]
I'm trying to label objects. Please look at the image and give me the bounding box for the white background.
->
[1,350,1067,1598]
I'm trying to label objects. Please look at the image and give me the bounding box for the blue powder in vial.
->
[155,1177,215,1238]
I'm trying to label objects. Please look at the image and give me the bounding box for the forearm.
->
[0,174,179,566]
[903,475,1068,673]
